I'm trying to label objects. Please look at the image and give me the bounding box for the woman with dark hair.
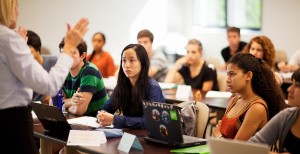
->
[97,44,165,129]
[248,69,300,154]
[213,53,286,141]
[243,35,283,85]
[86,32,115,78]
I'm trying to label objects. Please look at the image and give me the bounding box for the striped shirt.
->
[63,62,108,116]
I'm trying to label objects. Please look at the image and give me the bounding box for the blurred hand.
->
[97,110,114,126]
[175,56,188,67]
[213,120,222,137]
[71,92,85,106]
[16,26,28,42]
[63,18,89,56]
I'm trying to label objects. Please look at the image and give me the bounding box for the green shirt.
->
[63,62,108,116]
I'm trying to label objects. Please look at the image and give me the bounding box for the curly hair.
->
[243,36,276,69]
[229,53,286,119]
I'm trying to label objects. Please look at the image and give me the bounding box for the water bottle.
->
[56,89,64,112]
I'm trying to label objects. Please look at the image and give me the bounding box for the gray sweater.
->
[248,107,299,152]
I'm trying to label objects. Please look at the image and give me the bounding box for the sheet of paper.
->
[158,82,177,90]
[176,85,192,100]
[67,116,102,128]
[205,91,232,98]
[67,130,107,146]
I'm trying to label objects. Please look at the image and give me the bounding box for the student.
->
[248,69,300,154]
[0,0,89,153]
[86,32,115,78]
[220,27,247,68]
[59,39,109,117]
[277,50,300,72]
[27,30,58,104]
[213,53,286,141]
[137,29,168,82]
[97,44,165,129]
[243,35,283,84]
[164,39,219,91]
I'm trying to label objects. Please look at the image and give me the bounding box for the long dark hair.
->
[111,44,150,116]
[229,53,286,119]
[89,32,106,62]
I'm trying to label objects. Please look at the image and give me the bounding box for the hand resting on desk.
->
[97,110,114,126]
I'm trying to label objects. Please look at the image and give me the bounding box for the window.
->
[193,0,262,30]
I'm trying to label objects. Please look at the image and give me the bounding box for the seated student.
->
[248,69,300,154]
[277,50,300,72]
[59,39,109,117]
[86,32,115,78]
[97,44,165,129]
[213,53,286,141]
[164,39,219,91]
[220,27,247,69]
[27,30,57,104]
[243,35,283,85]
[137,29,168,82]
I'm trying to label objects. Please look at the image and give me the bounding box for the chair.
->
[205,57,222,69]
[195,102,210,138]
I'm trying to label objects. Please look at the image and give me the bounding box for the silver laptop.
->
[208,138,269,154]
[142,100,206,147]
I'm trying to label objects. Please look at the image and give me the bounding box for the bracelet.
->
[218,135,223,139]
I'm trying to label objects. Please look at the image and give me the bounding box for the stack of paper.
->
[205,91,232,98]
[158,82,177,90]
[67,130,107,146]
[67,116,101,128]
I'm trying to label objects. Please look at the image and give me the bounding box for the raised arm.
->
[164,57,186,83]
[6,18,89,96]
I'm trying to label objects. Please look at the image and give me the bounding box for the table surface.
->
[34,119,174,154]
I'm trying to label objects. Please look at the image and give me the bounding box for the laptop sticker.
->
[170,110,178,121]
[159,124,168,137]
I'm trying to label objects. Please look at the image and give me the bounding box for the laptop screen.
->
[142,100,184,143]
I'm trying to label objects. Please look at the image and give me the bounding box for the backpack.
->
[178,101,197,137]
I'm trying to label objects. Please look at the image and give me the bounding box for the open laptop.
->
[208,138,269,154]
[31,102,95,138]
[142,100,206,147]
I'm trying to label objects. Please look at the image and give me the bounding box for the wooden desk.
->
[34,123,173,154]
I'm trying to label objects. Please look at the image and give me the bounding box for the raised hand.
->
[63,18,89,56]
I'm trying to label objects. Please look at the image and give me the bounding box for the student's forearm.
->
[164,64,180,83]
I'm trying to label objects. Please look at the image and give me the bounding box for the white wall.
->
[18,0,149,62]
[18,0,300,65]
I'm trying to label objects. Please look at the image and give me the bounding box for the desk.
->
[34,123,173,154]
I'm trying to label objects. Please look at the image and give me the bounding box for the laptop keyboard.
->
[183,135,203,143]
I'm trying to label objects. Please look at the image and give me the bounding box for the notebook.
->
[31,102,96,138]
[208,138,269,154]
[142,100,206,147]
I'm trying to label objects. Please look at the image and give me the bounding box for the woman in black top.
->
[164,39,219,91]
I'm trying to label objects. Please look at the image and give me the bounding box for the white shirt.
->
[289,50,300,66]
[0,24,73,109]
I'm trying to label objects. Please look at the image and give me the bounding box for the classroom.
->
[1,0,300,154]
